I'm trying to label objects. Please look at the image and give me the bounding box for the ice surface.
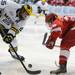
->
[0,16,75,75]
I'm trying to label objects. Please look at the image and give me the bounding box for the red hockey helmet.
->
[45,13,57,24]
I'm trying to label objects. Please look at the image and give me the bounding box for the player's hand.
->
[45,37,55,49]
[37,6,42,14]
[3,33,15,44]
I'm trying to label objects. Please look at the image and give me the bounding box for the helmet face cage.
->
[47,19,52,24]
[20,6,28,15]
[18,5,32,20]
[46,13,57,24]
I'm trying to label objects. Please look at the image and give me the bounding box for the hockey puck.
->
[28,64,32,68]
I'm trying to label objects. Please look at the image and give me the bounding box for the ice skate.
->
[8,49,25,61]
[50,64,67,75]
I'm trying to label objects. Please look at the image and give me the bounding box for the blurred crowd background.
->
[12,0,75,6]
[47,0,75,6]
[11,0,75,16]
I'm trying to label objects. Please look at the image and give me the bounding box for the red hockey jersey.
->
[49,16,75,41]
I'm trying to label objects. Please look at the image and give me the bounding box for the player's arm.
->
[45,24,61,49]
[3,23,20,43]
[3,17,24,44]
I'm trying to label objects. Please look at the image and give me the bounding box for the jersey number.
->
[2,17,13,25]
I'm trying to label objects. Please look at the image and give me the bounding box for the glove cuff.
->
[8,29,16,37]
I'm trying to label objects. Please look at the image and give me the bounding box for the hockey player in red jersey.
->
[45,13,75,74]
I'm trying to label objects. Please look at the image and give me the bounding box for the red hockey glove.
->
[45,36,55,49]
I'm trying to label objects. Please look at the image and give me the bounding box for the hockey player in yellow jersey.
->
[0,0,32,61]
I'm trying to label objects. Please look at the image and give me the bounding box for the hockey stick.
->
[42,32,48,45]
[42,33,60,67]
[42,32,60,47]
[0,28,41,74]
[10,43,41,74]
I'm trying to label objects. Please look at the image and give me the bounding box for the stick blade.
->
[26,69,41,74]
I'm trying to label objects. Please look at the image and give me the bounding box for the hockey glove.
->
[37,6,42,14]
[45,36,55,49]
[3,33,15,44]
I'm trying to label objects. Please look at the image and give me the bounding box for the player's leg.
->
[50,30,75,74]
[50,48,68,74]
[43,10,47,16]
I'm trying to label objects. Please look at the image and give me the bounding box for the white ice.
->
[0,16,75,75]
